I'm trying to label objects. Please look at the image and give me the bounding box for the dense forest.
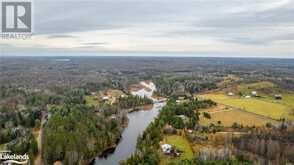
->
[42,104,124,164]
[154,77,217,97]
[0,85,150,164]
[1,57,294,90]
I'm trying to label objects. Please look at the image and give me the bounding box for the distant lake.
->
[54,59,71,62]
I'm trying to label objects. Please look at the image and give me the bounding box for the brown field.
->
[200,105,276,127]
[105,89,125,97]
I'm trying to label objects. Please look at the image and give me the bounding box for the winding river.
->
[94,102,165,165]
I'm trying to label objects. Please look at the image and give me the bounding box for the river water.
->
[94,102,165,165]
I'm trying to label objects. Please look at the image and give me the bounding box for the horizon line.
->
[1,52,293,59]
[2,55,294,60]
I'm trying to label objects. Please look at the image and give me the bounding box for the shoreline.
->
[88,103,155,164]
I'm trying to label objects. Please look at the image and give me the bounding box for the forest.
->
[1,57,294,165]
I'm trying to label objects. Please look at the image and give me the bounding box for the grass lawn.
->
[0,143,7,150]
[160,135,193,165]
[85,95,99,107]
[200,94,293,120]
[282,94,294,107]
[200,107,276,127]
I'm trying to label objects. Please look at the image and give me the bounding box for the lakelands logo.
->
[0,151,29,165]
[1,1,32,39]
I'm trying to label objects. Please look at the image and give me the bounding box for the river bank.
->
[94,102,165,165]
[125,104,154,113]
[86,103,154,164]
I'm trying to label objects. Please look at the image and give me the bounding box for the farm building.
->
[274,94,282,100]
[251,91,257,96]
[227,92,234,96]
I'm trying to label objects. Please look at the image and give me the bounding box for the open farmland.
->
[281,94,294,107]
[237,81,277,94]
[236,81,294,107]
[200,93,294,120]
[260,93,294,109]
[200,105,277,127]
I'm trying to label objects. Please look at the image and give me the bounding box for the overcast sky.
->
[1,0,294,58]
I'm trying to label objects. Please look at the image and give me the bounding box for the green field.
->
[201,94,294,120]
[281,94,294,107]
[85,95,100,107]
[160,135,193,165]
[261,93,294,108]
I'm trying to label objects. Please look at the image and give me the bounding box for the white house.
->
[251,91,257,96]
[101,96,109,101]
[274,94,282,100]
[161,144,172,154]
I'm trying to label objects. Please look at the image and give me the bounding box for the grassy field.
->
[281,94,294,107]
[200,94,294,120]
[160,135,193,165]
[236,81,294,119]
[85,95,100,107]
[261,93,294,108]
[200,106,276,127]
[237,81,276,93]
[0,143,6,150]
[106,89,124,97]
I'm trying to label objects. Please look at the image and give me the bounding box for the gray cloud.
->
[47,34,77,39]
[81,42,107,46]
[3,0,294,57]
[35,0,190,34]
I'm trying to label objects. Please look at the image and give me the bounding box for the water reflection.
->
[95,103,165,165]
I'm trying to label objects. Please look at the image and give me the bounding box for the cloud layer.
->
[1,0,294,57]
